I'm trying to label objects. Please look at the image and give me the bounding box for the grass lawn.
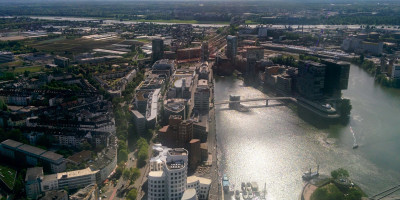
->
[0,165,17,190]
[13,66,44,74]
[245,20,258,25]
[0,60,24,68]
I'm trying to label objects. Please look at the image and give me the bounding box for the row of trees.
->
[311,168,364,200]
[0,41,37,54]
[353,55,400,89]
[137,137,149,168]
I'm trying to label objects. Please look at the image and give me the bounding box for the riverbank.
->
[351,57,400,89]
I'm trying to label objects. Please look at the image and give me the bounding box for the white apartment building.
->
[148,145,211,200]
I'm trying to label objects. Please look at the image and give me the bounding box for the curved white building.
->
[148,146,210,200]
[148,171,166,200]
[181,188,198,200]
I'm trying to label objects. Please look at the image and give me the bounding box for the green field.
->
[13,66,44,74]
[245,20,258,25]
[0,165,16,190]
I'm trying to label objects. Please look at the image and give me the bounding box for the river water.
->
[19,16,400,30]
[214,64,400,199]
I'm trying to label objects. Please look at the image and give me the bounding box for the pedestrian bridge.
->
[214,96,297,106]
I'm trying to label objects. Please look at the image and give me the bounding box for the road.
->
[100,151,136,200]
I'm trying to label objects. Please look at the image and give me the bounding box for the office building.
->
[152,38,164,63]
[152,59,175,78]
[297,61,326,100]
[0,51,14,63]
[148,148,188,200]
[25,167,44,200]
[148,145,211,200]
[258,26,268,38]
[391,64,400,79]
[194,80,210,112]
[163,99,186,123]
[320,59,350,98]
[54,56,70,68]
[178,120,193,147]
[189,139,201,170]
[226,35,238,62]
[201,42,209,62]
[186,176,211,199]
[132,110,146,135]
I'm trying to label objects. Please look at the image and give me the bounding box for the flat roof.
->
[182,189,197,200]
[131,109,145,118]
[17,144,46,156]
[189,139,200,144]
[57,167,98,179]
[198,176,212,185]
[43,174,58,182]
[148,171,165,178]
[1,139,23,148]
[41,151,64,162]
[198,79,208,86]
[25,167,43,182]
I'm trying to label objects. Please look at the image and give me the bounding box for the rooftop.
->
[1,139,23,148]
[198,79,208,87]
[181,189,197,200]
[166,161,185,170]
[168,148,188,156]
[41,151,64,162]
[148,171,165,178]
[25,167,44,182]
[40,190,68,200]
[17,144,46,156]
[67,150,92,164]
[189,139,200,144]
[57,167,98,179]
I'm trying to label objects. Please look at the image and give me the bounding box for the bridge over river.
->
[214,95,297,106]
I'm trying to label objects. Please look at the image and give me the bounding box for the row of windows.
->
[149,193,165,197]
[150,185,165,188]
[149,180,165,184]
[150,189,165,193]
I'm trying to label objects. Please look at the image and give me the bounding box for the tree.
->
[345,188,362,200]
[118,149,128,163]
[122,169,131,180]
[0,99,7,111]
[23,70,30,77]
[115,165,123,179]
[331,168,350,179]
[130,168,140,182]
[126,188,137,200]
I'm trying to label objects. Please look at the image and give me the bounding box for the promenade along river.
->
[214,64,400,199]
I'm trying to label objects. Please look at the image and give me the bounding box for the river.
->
[214,64,400,199]
[14,16,400,30]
